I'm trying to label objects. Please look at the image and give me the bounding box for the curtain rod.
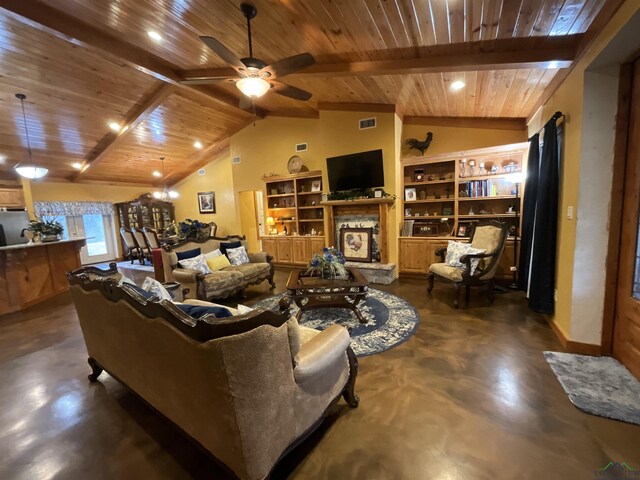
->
[529,111,565,139]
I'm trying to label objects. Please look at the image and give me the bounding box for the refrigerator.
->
[0,211,30,247]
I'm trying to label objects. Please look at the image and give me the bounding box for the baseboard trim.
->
[544,315,602,355]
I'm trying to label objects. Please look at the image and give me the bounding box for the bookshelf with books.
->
[399,142,529,277]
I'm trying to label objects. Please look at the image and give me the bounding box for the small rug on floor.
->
[253,288,419,357]
[544,352,640,425]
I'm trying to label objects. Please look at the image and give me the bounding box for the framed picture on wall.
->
[311,180,322,192]
[339,227,373,262]
[198,192,216,214]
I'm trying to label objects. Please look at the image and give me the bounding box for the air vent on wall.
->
[198,168,205,176]
[295,143,308,152]
[359,117,376,130]
[232,156,241,165]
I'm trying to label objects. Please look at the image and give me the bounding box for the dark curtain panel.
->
[518,133,540,291]
[528,118,561,314]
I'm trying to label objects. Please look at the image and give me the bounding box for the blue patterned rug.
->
[253,288,420,357]
[544,352,640,425]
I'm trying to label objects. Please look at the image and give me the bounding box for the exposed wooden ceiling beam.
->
[179,36,581,80]
[404,116,527,131]
[0,0,266,118]
[70,82,175,181]
[526,0,626,122]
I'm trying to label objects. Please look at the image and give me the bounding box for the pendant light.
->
[14,93,48,180]
[153,157,179,200]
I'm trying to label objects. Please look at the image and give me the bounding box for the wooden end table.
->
[285,268,370,323]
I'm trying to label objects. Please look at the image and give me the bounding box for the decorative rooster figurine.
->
[406,132,433,155]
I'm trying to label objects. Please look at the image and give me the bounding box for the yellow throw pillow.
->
[206,254,231,272]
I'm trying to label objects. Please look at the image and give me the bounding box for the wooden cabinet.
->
[292,237,309,264]
[261,236,326,265]
[0,188,25,208]
[276,237,292,263]
[399,239,429,273]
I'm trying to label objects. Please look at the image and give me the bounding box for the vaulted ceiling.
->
[0,0,619,184]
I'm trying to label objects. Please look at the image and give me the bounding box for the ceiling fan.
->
[181,3,315,102]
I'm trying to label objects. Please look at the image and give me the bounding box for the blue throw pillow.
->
[176,248,201,261]
[177,303,233,319]
[220,241,242,256]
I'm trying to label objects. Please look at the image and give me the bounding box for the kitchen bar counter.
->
[0,238,87,316]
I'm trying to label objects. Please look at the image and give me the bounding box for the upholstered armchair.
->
[67,264,358,480]
[427,221,509,308]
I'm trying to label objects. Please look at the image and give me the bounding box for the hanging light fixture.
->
[153,157,179,201]
[14,93,48,179]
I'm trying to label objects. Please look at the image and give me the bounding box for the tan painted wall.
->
[30,181,148,204]
[229,110,399,262]
[172,154,240,237]
[527,0,640,342]
[401,124,527,157]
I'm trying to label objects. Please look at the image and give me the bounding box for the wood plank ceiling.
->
[0,0,612,184]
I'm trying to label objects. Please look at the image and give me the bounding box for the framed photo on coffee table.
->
[198,191,216,214]
[339,227,372,262]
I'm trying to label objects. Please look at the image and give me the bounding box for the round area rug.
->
[253,288,420,357]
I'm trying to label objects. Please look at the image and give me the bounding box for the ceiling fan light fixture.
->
[15,166,48,179]
[236,77,270,98]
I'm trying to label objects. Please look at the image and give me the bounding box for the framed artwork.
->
[413,223,439,237]
[198,192,216,214]
[339,227,372,263]
[405,188,417,201]
[457,224,469,237]
[441,205,454,216]
[311,180,322,192]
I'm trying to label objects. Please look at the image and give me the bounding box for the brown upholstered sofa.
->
[161,235,275,301]
[67,264,358,480]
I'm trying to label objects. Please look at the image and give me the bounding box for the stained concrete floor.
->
[1,267,639,479]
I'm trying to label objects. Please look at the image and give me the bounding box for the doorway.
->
[49,214,117,265]
[612,58,640,379]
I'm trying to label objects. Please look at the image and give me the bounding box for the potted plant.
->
[27,218,64,243]
[306,247,348,280]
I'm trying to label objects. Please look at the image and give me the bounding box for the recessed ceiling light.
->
[548,60,560,69]
[450,80,465,91]
[108,121,121,132]
[0,154,6,165]
[152,171,162,177]
[193,140,203,149]
[71,162,83,170]
[148,31,162,42]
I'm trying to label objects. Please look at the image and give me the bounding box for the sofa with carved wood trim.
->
[161,235,275,301]
[67,264,358,480]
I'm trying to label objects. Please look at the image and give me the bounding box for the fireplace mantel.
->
[320,197,395,207]
[322,197,394,264]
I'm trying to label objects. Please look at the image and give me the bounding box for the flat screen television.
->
[326,149,384,192]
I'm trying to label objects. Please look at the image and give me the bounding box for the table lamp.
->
[266,216,276,235]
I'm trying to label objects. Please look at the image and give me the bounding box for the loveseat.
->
[161,235,275,301]
[67,264,358,480]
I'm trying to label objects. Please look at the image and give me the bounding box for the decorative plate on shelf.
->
[287,155,303,173]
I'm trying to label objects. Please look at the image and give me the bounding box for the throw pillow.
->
[123,283,156,300]
[204,248,222,260]
[179,254,212,275]
[176,303,233,319]
[220,241,242,256]
[445,241,471,268]
[466,248,487,275]
[236,304,254,315]
[226,246,250,266]
[206,254,231,272]
[176,248,201,261]
[141,276,173,301]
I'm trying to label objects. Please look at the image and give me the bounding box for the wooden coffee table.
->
[285,268,370,323]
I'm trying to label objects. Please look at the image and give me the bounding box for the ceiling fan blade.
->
[179,77,237,85]
[261,53,315,79]
[200,36,246,71]
[272,82,312,101]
